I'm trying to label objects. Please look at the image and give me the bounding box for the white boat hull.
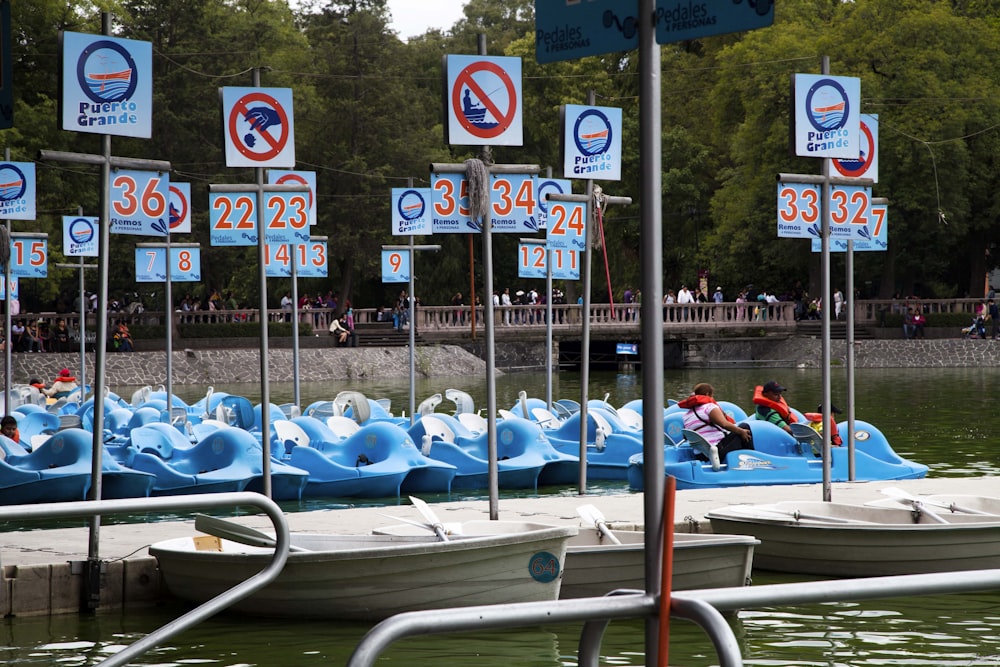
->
[559,530,758,598]
[707,501,1000,577]
[150,523,576,620]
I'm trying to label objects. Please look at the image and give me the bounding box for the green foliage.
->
[9,0,1000,313]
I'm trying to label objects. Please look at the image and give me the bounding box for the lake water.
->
[5,367,1000,666]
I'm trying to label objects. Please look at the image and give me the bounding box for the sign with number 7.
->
[134,246,201,282]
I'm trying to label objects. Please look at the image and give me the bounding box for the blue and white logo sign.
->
[61,31,153,138]
[135,246,201,282]
[536,179,571,231]
[0,162,35,220]
[562,105,622,181]
[63,216,99,257]
[794,74,861,159]
[392,188,431,236]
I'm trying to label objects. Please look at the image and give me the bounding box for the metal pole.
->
[405,178,416,424]
[85,10,112,607]
[291,243,300,411]
[476,33,500,521]
[78,255,86,404]
[3,146,10,416]
[639,0,666,660]
[164,217,173,410]
[846,239,855,480]
[544,167,554,411]
[578,87,598,495]
[820,55,833,502]
[253,67,273,499]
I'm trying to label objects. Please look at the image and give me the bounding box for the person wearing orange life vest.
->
[804,404,843,447]
[679,383,752,461]
[753,380,796,434]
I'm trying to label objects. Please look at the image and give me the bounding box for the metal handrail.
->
[0,492,291,667]
[346,568,1000,667]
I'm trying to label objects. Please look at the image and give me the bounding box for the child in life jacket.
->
[804,404,844,447]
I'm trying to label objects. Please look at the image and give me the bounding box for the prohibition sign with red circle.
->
[274,173,313,210]
[228,91,291,162]
[833,120,875,178]
[169,184,189,231]
[451,61,518,140]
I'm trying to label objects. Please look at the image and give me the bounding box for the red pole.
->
[657,475,676,667]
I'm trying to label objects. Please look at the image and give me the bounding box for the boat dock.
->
[2,476,996,617]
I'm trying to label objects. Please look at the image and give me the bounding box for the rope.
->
[464,158,490,227]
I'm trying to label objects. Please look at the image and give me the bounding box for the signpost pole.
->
[383,243,440,426]
[56,258,97,406]
[291,245,300,412]
[2,147,9,417]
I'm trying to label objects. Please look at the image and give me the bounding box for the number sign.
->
[490,174,538,232]
[6,236,47,278]
[828,184,872,240]
[110,169,169,236]
[546,201,587,250]
[776,182,821,239]
[518,244,581,281]
[811,201,887,253]
[265,239,328,278]
[135,246,201,282]
[431,173,474,233]
[0,276,19,301]
[381,250,409,283]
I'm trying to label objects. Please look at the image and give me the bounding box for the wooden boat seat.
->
[681,429,723,471]
[789,423,823,458]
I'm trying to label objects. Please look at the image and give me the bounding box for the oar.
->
[718,505,877,525]
[378,513,464,535]
[576,504,622,544]
[194,514,310,552]
[880,486,994,516]
[408,496,449,542]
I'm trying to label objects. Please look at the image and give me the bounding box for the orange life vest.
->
[752,386,798,423]
[804,412,843,446]
[677,394,735,423]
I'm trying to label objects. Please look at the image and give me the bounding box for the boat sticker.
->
[529,551,561,583]
[501,428,514,445]
[855,430,870,441]
[734,454,781,471]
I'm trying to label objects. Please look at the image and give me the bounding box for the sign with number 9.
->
[381,250,410,283]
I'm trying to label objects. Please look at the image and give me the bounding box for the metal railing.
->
[346,568,1000,667]
[0,492,291,667]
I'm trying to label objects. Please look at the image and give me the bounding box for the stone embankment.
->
[684,337,1000,369]
[8,338,1000,386]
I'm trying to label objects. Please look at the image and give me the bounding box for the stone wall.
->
[9,337,999,386]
